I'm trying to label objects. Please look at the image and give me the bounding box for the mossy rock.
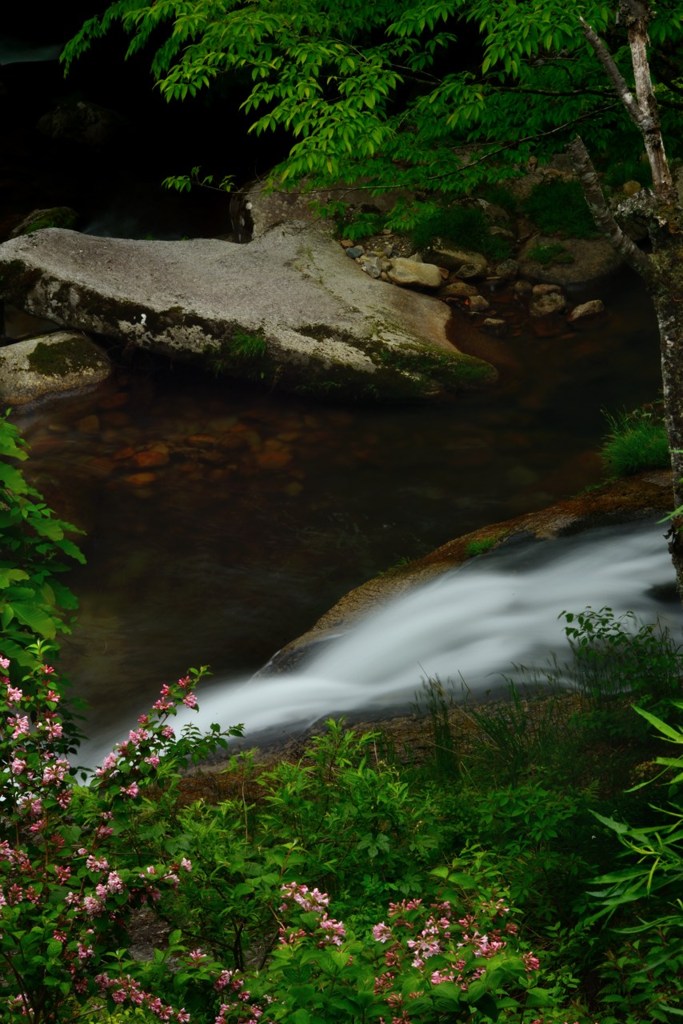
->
[0,331,111,405]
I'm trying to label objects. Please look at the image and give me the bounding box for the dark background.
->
[1,3,283,240]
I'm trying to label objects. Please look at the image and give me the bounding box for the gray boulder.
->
[386,257,443,289]
[0,331,111,405]
[0,224,496,402]
[425,245,488,279]
[519,234,622,285]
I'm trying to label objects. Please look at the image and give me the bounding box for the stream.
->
[2,24,680,758]
[7,268,672,755]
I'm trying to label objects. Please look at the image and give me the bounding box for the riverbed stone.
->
[424,245,488,279]
[567,299,605,322]
[0,222,496,403]
[529,291,566,317]
[467,294,491,313]
[440,280,479,299]
[386,257,443,289]
[0,330,112,405]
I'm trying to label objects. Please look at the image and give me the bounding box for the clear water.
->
[7,265,668,751]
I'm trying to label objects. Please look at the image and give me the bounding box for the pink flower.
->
[97,751,120,774]
[42,761,68,785]
[128,727,150,746]
[120,782,139,799]
[373,922,393,944]
[106,871,125,894]
[83,895,104,916]
[182,693,198,709]
[0,655,9,669]
[431,970,455,985]
[153,698,173,712]
[6,684,22,704]
[10,758,27,775]
[10,715,30,739]
[523,952,541,972]
[86,855,110,872]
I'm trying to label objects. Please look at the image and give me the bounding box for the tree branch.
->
[567,135,654,285]
[579,16,643,128]
[581,3,674,199]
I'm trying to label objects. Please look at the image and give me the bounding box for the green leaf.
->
[9,601,58,637]
[0,462,30,491]
[592,811,630,835]
[0,568,29,588]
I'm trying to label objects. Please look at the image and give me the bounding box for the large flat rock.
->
[0,225,496,402]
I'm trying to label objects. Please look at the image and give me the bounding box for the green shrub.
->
[316,199,387,241]
[0,412,85,739]
[523,179,598,238]
[600,406,670,476]
[590,701,683,1021]
[478,182,519,215]
[562,606,683,708]
[407,202,512,259]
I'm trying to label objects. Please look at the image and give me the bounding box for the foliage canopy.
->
[62,0,683,205]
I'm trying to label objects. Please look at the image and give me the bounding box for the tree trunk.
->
[649,239,683,592]
[577,0,683,598]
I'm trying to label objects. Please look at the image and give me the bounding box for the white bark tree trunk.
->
[574,0,683,593]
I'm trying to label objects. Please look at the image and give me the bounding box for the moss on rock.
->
[28,336,110,377]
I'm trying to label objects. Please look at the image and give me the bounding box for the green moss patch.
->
[28,338,109,377]
[376,344,497,392]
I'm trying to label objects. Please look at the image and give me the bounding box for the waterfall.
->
[81,518,682,765]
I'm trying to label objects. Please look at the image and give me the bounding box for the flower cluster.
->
[96,972,191,1022]
[279,881,346,947]
[0,653,228,1024]
[214,970,273,1024]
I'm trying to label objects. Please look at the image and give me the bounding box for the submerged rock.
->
[567,299,605,323]
[529,291,566,317]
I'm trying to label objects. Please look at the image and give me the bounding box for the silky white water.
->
[82,519,682,764]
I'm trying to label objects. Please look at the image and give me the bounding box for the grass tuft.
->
[600,405,670,476]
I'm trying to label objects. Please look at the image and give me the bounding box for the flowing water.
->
[6,264,675,759]
[80,518,680,763]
